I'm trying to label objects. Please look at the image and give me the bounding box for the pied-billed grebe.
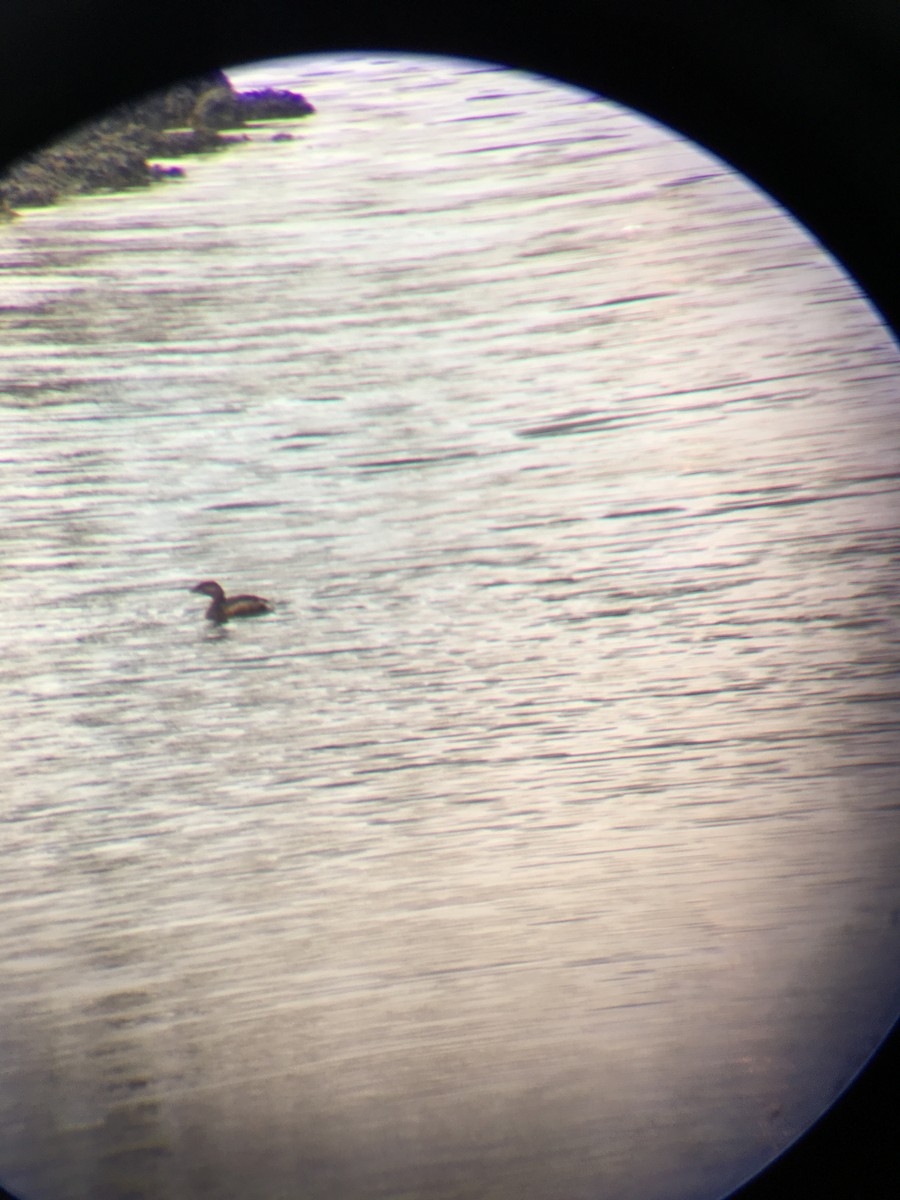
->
[192,580,272,624]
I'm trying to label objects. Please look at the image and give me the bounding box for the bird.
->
[191,580,272,624]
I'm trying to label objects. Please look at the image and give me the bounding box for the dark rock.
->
[145,127,230,156]
[238,89,315,121]
[192,86,242,131]
[113,71,233,131]
[0,72,313,212]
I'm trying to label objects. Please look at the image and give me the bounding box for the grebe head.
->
[192,580,225,600]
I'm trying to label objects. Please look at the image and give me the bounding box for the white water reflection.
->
[1,52,899,1200]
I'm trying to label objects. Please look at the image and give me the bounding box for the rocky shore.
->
[0,70,314,216]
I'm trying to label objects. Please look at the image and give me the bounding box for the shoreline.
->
[0,69,313,218]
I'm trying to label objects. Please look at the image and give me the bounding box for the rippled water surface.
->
[2,52,900,1200]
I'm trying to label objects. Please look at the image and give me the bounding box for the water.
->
[1,52,900,1200]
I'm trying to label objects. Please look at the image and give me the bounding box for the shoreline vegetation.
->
[0,70,313,218]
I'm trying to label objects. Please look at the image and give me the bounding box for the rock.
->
[238,89,315,121]
[0,73,314,212]
[192,86,242,131]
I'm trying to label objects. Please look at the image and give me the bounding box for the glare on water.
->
[1,52,899,1200]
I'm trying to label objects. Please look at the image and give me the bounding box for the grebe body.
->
[191,580,272,623]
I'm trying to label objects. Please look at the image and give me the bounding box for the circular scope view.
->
[1,51,899,1200]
